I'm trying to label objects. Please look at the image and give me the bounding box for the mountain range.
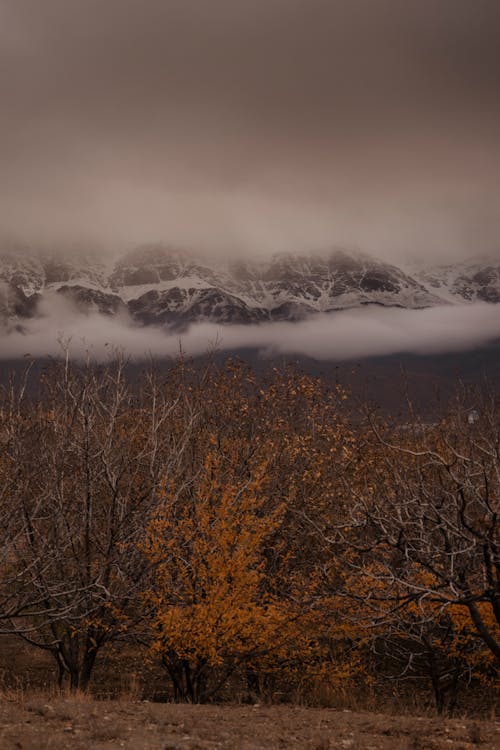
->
[1,245,500,332]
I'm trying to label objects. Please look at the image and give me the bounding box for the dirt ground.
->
[0,697,499,750]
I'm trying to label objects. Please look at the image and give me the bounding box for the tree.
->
[141,440,296,702]
[338,386,500,709]
[139,360,361,702]
[0,356,197,690]
[0,365,51,626]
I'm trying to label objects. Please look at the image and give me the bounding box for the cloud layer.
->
[2,299,500,363]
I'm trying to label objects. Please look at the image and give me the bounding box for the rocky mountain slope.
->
[1,245,499,331]
[413,260,500,304]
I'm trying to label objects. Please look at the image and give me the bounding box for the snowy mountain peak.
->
[1,244,499,331]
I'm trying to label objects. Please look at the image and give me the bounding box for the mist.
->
[2,297,500,363]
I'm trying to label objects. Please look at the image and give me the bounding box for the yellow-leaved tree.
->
[141,440,301,703]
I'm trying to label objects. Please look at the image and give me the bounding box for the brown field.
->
[1,695,499,750]
[1,637,499,750]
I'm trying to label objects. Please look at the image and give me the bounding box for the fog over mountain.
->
[0,1,499,361]
[5,301,500,364]
[0,246,500,363]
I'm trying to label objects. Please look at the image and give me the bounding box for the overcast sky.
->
[1,0,499,261]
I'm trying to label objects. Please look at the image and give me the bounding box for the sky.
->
[1,0,499,262]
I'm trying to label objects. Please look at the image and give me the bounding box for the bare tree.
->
[340,385,500,697]
[0,365,52,625]
[0,354,198,690]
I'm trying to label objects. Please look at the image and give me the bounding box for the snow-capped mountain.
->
[1,245,499,332]
[413,260,500,304]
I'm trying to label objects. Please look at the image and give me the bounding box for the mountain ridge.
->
[1,245,500,332]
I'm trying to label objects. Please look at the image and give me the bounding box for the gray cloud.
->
[2,299,500,362]
[0,1,499,260]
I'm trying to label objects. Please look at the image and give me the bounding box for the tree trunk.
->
[79,648,98,692]
[54,639,99,692]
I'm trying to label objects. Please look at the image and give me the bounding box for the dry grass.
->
[0,690,499,750]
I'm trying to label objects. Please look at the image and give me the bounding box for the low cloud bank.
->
[1,300,500,363]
